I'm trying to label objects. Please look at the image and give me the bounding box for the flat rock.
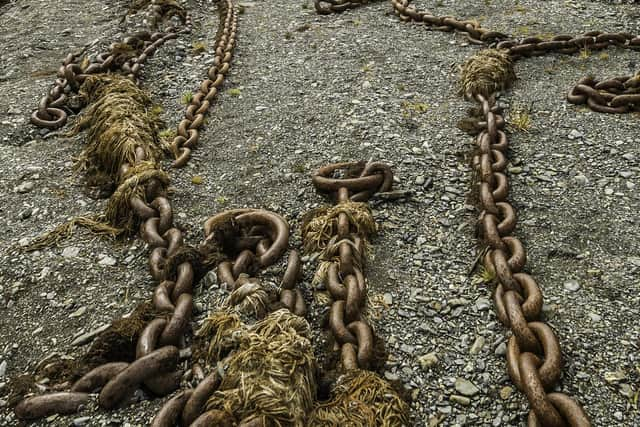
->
[454,378,479,396]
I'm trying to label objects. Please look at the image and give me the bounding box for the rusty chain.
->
[31,3,191,130]
[309,161,393,371]
[469,92,591,426]
[15,0,243,421]
[317,0,639,114]
[148,209,306,426]
[169,0,237,168]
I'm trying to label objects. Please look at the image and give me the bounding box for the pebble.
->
[469,336,485,354]
[622,152,635,161]
[450,395,471,406]
[0,361,6,377]
[588,312,602,322]
[567,129,583,140]
[98,255,117,266]
[454,378,479,396]
[574,174,588,186]
[494,342,507,356]
[475,297,491,311]
[62,246,80,258]
[15,181,34,193]
[619,171,633,179]
[71,323,110,346]
[499,386,513,400]
[418,352,438,370]
[604,188,614,195]
[415,175,425,185]
[383,293,393,305]
[70,306,87,318]
[563,279,580,292]
[613,411,623,421]
[73,417,91,426]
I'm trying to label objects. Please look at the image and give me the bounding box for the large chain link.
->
[469,93,591,427]
[309,162,393,370]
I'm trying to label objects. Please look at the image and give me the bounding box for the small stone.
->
[604,370,626,383]
[508,166,522,174]
[454,378,479,396]
[362,80,372,90]
[450,395,471,406]
[567,129,583,140]
[494,342,507,356]
[98,255,117,266]
[415,175,425,186]
[19,209,32,220]
[383,293,393,305]
[622,152,635,161]
[0,361,6,377]
[418,352,438,370]
[574,174,588,186]
[384,371,399,381]
[15,181,34,193]
[613,411,623,421]
[619,171,633,179]
[604,188,614,195]
[619,383,634,398]
[469,336,485,354]
[70,306,87,318]
[71,324,110,346]
[73,417,91,426]
[588,312,602,322]
[62,246,80,258]
[475,297,491,311]
[499,386,513,400]
[563,279,580,292]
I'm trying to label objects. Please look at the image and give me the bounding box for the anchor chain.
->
[468,92,591,426]
[31,3,191,130]
[151,209,307,426]
[15,0,241,420]
[317,0,639,114]
[309,161,393,369]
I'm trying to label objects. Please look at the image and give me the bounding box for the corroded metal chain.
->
[468,91,591,426]
[31,6,191,130]
[309,162,393,370]
[150,209,306,426]
[169,0,237,168]
[319,0,640,114]
[567,74,640,113]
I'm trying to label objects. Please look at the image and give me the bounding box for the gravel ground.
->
[1,0,639,426]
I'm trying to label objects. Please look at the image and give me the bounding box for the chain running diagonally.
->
[31,5,192,130]
[15,0,240,420]
[316,0,640,113]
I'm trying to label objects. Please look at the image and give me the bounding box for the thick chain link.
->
[318,0,639,115]
[15,0,243,420]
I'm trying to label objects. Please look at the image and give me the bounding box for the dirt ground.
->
[1,0,639,426]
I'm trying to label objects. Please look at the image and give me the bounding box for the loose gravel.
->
[1,0,639,426]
